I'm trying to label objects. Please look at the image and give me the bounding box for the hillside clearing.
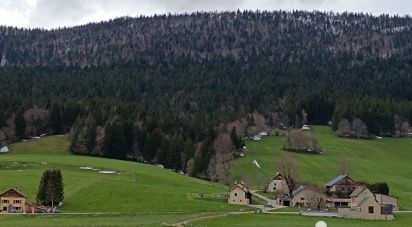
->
[231,126,412,210]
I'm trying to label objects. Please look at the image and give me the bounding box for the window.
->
[15,207,21,211]
[234,193,237,196]
[1,200,8,204]
[368,206,374,214]
[381,205,393,215]
[14,200,21,204]
[2,207,7,211]
[301,197,305,201]
[240,200,242,202]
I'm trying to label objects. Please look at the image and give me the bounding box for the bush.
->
[283,131,322,154]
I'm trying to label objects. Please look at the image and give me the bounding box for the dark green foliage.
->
[369,182,390,195]
[14,109,26,139]
[49,104,63,135]
[1,11,412,178]
[102,122,129,159]
[230,127,242,151]
[37,169,64,206]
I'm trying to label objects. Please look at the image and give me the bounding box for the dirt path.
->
[249,190,286,210]
[163,211,255,227]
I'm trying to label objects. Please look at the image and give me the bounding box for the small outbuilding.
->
[228,182,252,205]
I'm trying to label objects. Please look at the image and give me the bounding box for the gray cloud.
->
[29,0,96,28]
[1,0,412,28]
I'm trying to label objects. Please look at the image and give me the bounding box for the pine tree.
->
[14,109,26,139]
[49,104,62,134]
[37,169,64,207]
[230,126,242,151]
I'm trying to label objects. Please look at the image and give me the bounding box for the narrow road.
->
[164,211,255,227]
[249,190,286,210]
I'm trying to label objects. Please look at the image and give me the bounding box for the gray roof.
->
[292,185,308,197]
[324,175,347,187]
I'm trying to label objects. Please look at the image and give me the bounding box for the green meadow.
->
[192,213,412,227]
[1,127,412,226]
[0,136,243,226]
[231,126,412,210]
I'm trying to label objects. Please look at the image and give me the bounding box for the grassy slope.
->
[192,213,412,227]
[231,126,412,210]
[0,136,242,226]
[1,130,411,226]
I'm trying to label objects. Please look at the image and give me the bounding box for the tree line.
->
[1,11,412,180]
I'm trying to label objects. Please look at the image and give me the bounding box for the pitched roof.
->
[272,172,284,180]
[0,188,27,198]
[292,185,308,197]
[324,175,349,187]
[350,186,367,197]
[230,182,249,193]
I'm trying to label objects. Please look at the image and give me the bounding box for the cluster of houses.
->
[0,188,46,214]
[229,174,398,220]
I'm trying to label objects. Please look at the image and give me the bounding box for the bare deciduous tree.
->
[336,119,351,137]
[284,130,321,153]
[218,151,234,185]
[274,155,299,203]
[352,118,368,139]
[338,158,352,176]
[306,184,326,210]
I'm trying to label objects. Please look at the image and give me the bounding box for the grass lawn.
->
[0,136,245,226]
[231,126,412,210]
[192,213,412,227]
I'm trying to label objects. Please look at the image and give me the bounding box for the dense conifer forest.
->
[1,11,412,180]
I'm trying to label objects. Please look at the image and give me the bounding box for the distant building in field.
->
[267,173,289,194]
[338,186,396,220]
[0,188,27,213]
[228,182,252,205]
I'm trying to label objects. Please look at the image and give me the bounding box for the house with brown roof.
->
[338,186,396,220]
[0,188,27,213]
[228,182,252,205]
[267,173,289,194]
[324,175,360,208]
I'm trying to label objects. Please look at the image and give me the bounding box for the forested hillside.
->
[1,11,412,180]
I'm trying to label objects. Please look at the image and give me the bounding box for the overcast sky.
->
[1,0,412,29]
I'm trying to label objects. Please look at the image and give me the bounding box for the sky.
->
[1,0,412,29]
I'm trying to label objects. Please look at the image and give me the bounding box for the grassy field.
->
[231,126,412,210]
[192,213,412,227]
[0,136,244,226]
[1,130,412,226]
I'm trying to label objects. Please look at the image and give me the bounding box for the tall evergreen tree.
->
[37,169,64,207]
[230,126,242,151]
[14,109,26,139]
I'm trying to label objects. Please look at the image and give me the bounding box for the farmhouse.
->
[338,186,396,220]
[291,185,326,208]
[267,173,289,194]
[324,175,359,207]
[0,188,27,213]
[228,182,252,205]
